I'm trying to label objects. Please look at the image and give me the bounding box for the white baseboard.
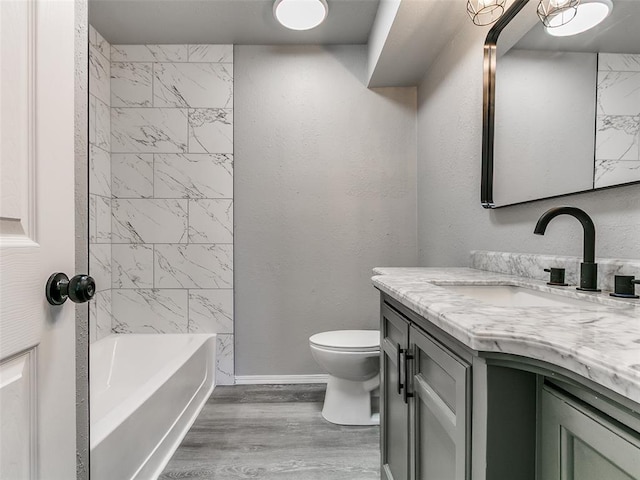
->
[234,374,329,385]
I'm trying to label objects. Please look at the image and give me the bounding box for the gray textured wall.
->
[416,22,640,267]
[235,45,418,376]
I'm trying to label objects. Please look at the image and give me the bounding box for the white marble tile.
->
[96,196,111,243]
[89,297,97,343]
[154,153,233,198]
[95,29,110,61]
[112,153,154,198]
[89,24,97,50]
[112,108,188,153]
[89,95,96,145]
[112,244,154,288]
[188,199,233,243]
[596,115,640,161]
[216,334,234,385]
[112,199,188,243]
[597,71,640,116]
[89,243,111,293]
[188,289,233,334]
[90,145,111,198]
[112,289,188,334]
[188,45,233,63]
[95,99,111,153]
[111,62,153,107]
[89,194,97,244]
[594,160,640,188]
[188,109,233,154]
[599,53,640,72]
[95,290,113,341]
[89,45,110,105]
[153,63,233,108]
[154,244,233,288]
[111,44,188,63]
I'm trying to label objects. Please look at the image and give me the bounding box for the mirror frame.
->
[480,0,640,208]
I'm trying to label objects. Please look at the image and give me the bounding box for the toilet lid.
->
[309,330,380,351]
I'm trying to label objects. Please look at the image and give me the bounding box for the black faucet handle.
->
[610,275,640,299]
[544,267,568,286]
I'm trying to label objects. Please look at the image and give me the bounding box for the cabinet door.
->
[410,326,470,480]
[540,385,640,480]
[381,305,410,480]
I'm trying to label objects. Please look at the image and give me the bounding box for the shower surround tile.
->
[111,62,153,107]
[95,290,113,341]
[112,198,188,243]
[215,334,234,385]
[112,153,154,198]
[188,199,233,243]
[95,99,111,152]
[89,95,96,144]
[153,63,233,108]
[112,244,154,288]
[89,45,110,105]
[96,196,112,243]
[90,145,111,198]
[89,244,112,294]
[154,244,233,288]
[188,44,233,63]
[596,115,640,161]
[112,289,188,334]
[599,53,640,72]
[595,160,640,188]
[111,44,188,63]
[597,71,640,116]
[188,109,233,153]
[154,153,233,198]
[111,107,188,153]
[188,289,234,334]
[89,195,97,243]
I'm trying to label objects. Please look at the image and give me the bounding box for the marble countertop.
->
[372,267,640,405]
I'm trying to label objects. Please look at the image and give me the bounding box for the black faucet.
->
[533,207,600,292]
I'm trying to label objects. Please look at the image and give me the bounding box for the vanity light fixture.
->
[544,0,613,36]
[537,0,580,28]
[466,0,507,25]
[273,0,328,31]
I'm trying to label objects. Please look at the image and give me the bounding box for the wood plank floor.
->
[159,384,380,480]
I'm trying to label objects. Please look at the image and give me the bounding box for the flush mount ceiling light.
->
[544,0,613,36]
[537,0,581,28]
[273,0,329,31]
[466,0,507,26]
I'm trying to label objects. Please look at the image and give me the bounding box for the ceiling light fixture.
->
[537,0,581,28]
[466,0,507,26]
[544,0,613,36]
[273,0,329,31]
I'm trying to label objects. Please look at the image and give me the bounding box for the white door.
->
[1,0,79,478]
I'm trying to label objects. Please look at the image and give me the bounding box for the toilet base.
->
[321,375,380,426]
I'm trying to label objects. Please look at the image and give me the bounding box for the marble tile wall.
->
[595,53,640,188]
[89,26,113,343]
[109,44,234,384]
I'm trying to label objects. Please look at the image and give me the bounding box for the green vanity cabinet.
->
[540,385,640,480]
[410,324,470,480]
[381,304,410,480]
[380,302,471,480]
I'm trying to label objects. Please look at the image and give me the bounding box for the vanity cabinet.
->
[540,385,640,480]
[379,294,640,480]
[381,303,470,480]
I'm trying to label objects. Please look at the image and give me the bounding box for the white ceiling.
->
[89,0,381,45]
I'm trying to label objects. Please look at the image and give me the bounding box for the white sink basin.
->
[442,285,600,308]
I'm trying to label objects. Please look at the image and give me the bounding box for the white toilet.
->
[309,330,380,426]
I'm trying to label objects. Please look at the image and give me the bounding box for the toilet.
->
[309,330,380,426]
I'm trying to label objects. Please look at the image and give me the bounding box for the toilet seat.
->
[309,330,379,353]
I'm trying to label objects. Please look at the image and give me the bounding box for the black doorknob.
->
[46,273,96,305]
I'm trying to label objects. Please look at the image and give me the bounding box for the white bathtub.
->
[90,334,216,480]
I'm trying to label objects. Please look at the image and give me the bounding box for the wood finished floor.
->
[159,384,380,480]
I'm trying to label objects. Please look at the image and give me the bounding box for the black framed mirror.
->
[481,0,640,208]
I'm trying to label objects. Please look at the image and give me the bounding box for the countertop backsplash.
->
[470,250,640,292]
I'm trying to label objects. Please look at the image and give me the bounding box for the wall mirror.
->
[481,0,640,208]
